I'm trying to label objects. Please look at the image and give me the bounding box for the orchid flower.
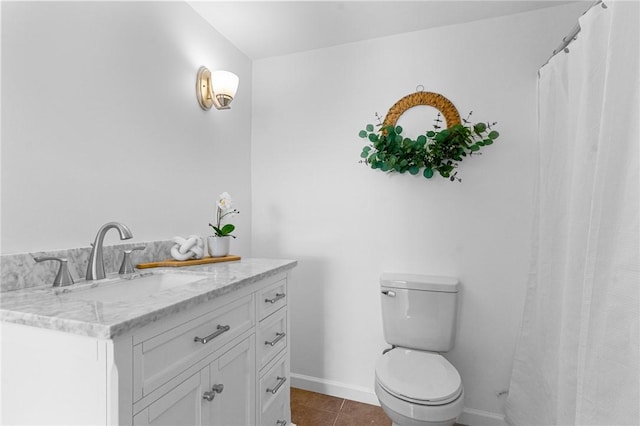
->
[209,192,240,238]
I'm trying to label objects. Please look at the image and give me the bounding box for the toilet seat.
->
[375,348,462,406]
[375,380,464,424]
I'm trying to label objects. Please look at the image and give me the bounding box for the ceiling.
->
[188,1,578,60]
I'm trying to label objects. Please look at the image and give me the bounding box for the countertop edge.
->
[1,259,297,339]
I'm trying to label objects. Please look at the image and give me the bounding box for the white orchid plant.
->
[209,192,240,238]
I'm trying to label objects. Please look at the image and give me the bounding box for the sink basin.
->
[67,272,208,303]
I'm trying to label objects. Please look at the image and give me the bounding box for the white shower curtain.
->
[505,2,639,425]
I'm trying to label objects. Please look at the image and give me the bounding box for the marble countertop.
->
[0,258,297,339]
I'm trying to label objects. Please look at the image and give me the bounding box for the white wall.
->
[252,3,587,422]
[1,1,589,422]
[1,2,252,255]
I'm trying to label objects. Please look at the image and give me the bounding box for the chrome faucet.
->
[86,222,133,280]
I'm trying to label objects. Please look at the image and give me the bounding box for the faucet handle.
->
[119,246,146,275]
[33,257,75,287]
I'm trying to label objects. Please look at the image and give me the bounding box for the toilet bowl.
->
[375,348,464,426]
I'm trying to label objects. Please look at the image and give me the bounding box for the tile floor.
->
[290,387,391,426]
[290,387,469,426]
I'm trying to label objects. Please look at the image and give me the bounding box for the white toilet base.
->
[375,380,463,426]
[389,416,455,426]
[391,421,455,426]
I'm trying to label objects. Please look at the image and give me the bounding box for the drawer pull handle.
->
[265,332,286,347]
[276,421,287,426]
[265,293,285,304]
[202,384,224,401]
[266,376,287,394]
[194,324,230,344]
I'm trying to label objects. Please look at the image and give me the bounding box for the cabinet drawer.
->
[257,308,287,369]
[258,279,287,320]
[260,353,289,418]
[260,382,289,426]
[133,294,255,400]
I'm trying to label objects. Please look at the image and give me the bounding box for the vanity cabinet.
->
[131,293,255,402]
[1,269,292,426]
[133,336,255,426]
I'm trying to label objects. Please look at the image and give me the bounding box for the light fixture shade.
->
[210,70,239,109]
[196,67,240,111]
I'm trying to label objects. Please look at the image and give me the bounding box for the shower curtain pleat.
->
[505,2,639,425]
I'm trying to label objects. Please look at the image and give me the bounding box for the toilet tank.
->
[380,273,459,352]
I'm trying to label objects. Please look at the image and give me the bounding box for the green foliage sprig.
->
[358,112,499,182]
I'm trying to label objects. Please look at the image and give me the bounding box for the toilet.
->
[375,273,464,426]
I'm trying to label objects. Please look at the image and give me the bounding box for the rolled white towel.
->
[171,235,205,261]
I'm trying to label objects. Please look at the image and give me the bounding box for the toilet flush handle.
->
[381,290,396,297]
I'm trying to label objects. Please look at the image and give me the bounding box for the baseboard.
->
[459,407,508,426]
[290,373,380,405]
[290,373,508,426]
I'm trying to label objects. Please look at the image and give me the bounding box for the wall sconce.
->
[196,67,239,110]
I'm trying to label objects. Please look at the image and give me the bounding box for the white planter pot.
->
[208,236,230,257]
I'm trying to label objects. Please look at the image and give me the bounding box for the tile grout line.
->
[331,398,345,426]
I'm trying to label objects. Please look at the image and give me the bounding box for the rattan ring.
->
[383,91,461,130]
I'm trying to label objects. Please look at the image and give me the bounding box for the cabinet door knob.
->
[203,384,224,401]
[276,420,287,426]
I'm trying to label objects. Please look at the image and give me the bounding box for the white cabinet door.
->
[133,368,210,426]
[208,336,256,426]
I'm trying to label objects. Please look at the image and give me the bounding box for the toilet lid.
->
[375,349,462,404]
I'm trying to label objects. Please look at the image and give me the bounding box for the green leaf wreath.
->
[359,112,499,182]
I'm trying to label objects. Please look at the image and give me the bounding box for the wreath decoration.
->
[358,88,499,182]
[383,91,461,129]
